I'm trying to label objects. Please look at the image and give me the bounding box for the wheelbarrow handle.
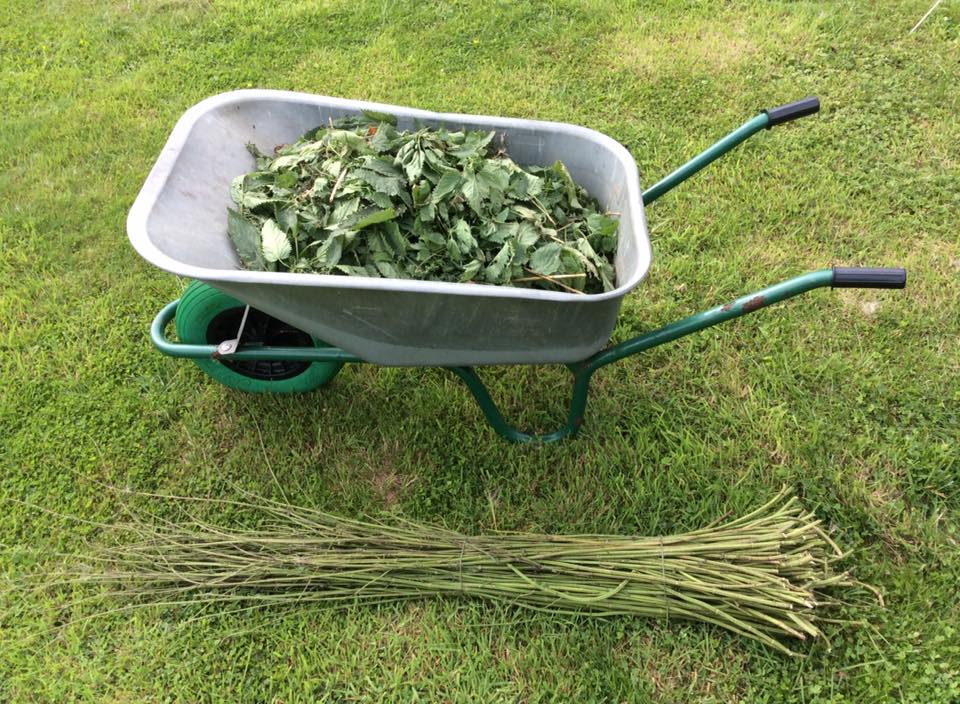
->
[642,96,820,205]
[832,267,907,289]
[586,267,907,372]
[763,97,820,128]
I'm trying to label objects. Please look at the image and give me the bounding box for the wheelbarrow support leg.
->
[446,366,593,444]
[448,267,905,443]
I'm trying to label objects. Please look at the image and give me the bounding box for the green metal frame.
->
[151,270,834,443]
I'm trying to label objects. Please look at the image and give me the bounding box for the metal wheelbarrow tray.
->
[129,89,651,367]
[130,90,906,442]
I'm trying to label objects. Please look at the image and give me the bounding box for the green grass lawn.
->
[2,0,959,701]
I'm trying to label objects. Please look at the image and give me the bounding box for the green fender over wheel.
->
[174,281,343,393]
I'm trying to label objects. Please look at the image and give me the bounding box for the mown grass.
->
[1,0,958,701]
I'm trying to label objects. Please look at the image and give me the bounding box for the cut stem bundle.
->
[78,490,863,655]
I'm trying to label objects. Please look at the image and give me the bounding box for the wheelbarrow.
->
[129,90,906,442]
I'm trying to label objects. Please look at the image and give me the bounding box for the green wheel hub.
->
[174,281,342,393]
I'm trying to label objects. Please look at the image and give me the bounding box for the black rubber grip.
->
[763,97,820,128]
[831,267,907,289]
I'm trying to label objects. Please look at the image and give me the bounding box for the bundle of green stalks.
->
[76,490,869,656]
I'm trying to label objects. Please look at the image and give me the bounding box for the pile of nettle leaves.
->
[226,112,618,294]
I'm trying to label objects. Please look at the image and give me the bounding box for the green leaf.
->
[586,212,618,237]
[361,109,397,126]
[478,161,510,195]
[397,142,426,181]
[261,219,292,262]
[364,157,404,177]
[226,209,266,270]
[512,204,539,221]
[452,219,477,254]
[368,191,393,209]
[460,259,483,281]
[335,264,378,277]
[522,172,544,198]
[551,160,581,209]
[369,123,401,153]
[275,170,297,190]
[484,241,515,284]
[356,168,405,197]
[573,239,600,277]
[444,236,461,263]
[373,257,404,279]
[325,129,369,153]
[461,164,484,214]
[516,222,540,249]
[412,180,432,206]
[276,206,298,238]
[354,207,397,229]
[382,220,408,256]
[231,172,274,210]
[421,228,445,247]
[419,203,436,222]
[314,234,343,270]
[528,242,563,276]
[448,130,495,159]
[431,170,462,202]
[422,147,447,171]
[598,261,616,292]
[229,175,245,206]
[330,197,360,224]
[245,142,272,170]
[270,154,305,171]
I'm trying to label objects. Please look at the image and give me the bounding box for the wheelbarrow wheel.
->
[175,281,342,394]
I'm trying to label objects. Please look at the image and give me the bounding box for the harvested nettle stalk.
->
[226,111,618,294]
[66,489,877,656]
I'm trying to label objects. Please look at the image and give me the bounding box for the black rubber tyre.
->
[175,281,342,393]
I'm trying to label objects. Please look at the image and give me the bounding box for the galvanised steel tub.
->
[128,89,651,367]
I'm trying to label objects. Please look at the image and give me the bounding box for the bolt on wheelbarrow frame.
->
[146,97,907,442]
